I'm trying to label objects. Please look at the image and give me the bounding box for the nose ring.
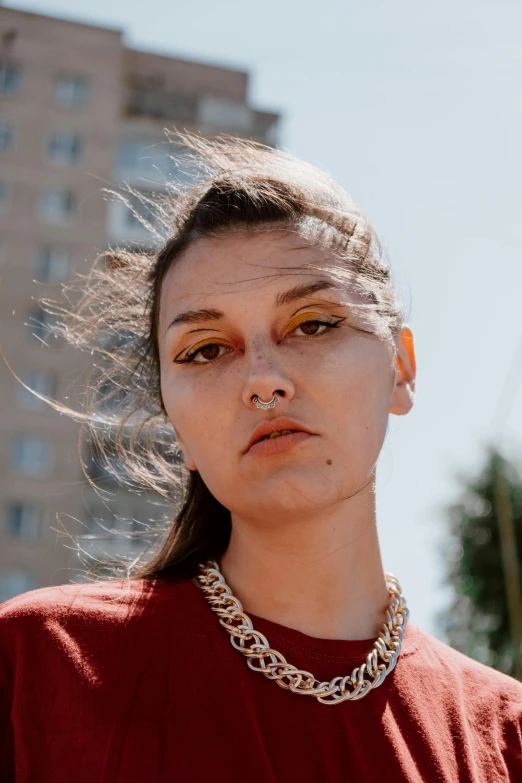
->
[252,394,279,410]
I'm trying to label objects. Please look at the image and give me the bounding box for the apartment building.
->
[0,7,280,601]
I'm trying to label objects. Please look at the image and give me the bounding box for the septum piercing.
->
[252,394,279,410]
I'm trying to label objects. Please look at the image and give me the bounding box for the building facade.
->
[0,7,280,601]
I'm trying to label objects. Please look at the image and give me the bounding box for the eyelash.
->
[173,317,345,366]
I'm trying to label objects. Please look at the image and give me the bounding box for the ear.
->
[389,326,416,416]
[172,426,198,471]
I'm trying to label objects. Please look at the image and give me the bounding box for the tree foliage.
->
[440,448,522,677]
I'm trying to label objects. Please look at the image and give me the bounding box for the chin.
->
[252,466,346,513]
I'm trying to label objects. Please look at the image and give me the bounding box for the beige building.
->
[0,7,280,601]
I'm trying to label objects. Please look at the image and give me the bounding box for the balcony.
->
[197,96,279,143]
[122,86,279,145]
[124,87,197,123]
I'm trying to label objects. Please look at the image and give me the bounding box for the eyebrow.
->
[165,279,339,334]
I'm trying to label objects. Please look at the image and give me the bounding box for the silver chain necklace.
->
[197,560,409,705]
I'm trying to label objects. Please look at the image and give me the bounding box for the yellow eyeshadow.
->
[285,311,332,333]
[177,311,341,361]
[187,337,229,354]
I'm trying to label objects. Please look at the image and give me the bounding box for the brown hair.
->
[34,134,405,585]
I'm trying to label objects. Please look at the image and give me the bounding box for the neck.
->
[219,480,390,641]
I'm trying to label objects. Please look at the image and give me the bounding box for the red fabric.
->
[1,577,521,782]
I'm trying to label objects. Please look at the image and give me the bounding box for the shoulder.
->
[405,624,522,720]
[0,577,201,692]
[0,579,142,624]
[415,626,522,690]
[397,625,522,774]
[0,580,140,666]
[0,578,187,659]
[0,576,201,647]
[0,576,201,625]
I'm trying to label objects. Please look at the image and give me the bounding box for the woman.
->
[1,137,521,782]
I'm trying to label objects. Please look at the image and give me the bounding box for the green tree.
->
[440,448,522,678]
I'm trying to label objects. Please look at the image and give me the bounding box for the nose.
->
[241,340,295,410]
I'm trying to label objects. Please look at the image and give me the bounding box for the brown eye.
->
[199,344,221,361]
[285,315,345,341]
[299,320,323,335]
[174,340,231,365]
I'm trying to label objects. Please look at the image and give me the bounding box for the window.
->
[0,63,20,95]
[5,504,42,540]
[106,197,159,249]
[27,305,61,344]
[117,140,142,172]
[17,370,56,410]
[35,246,70,282]
[0,568,36,604]
[125,200,153,228]
[54,75,89,108]
[0,179,9,213]
[0,122,13,152]
[117,140,159,179]
[48,132,83,165]
[38,187,76,223]
[11,436,53,477]
[82,498,156,557]
[117,139,168,181]
[84,440,131,485]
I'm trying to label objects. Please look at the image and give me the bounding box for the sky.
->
[6,0,522,636]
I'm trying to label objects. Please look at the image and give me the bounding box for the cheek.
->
[161,366,235,460]
[311,339,391,398]
[321,348,393,447]
[160,365,198,448]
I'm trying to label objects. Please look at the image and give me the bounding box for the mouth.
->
[244,417,316,455]
[258,429,297,441]
[247,430,314,457]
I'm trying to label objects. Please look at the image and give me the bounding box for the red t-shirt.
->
[1,577,521,782]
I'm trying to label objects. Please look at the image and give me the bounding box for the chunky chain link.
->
[197,560,409,704]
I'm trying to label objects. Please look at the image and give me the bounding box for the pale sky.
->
[6,0,522,636]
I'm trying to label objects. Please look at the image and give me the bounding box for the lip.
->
[247,431,314,457]
[244,416,316,455]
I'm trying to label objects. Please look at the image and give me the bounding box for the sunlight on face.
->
[158,230,405,525]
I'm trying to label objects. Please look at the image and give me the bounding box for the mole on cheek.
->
[326,459,332,465]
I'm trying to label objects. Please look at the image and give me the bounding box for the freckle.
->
[326,459,332,465]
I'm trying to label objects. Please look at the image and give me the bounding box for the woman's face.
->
[158,230,415,524]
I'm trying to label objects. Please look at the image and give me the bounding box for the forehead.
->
[159,230,335,315]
